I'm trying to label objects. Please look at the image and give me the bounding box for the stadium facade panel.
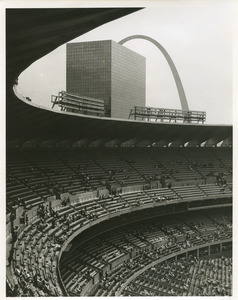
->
[66,40,145,118]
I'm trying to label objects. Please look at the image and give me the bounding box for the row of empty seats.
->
[6,147,232,210]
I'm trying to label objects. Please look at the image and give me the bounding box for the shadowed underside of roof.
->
[6,8,232,147]
[6,8,142,86]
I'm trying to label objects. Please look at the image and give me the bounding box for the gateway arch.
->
[119,35,189,112]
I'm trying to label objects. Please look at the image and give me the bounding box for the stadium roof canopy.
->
[6,8,232,148]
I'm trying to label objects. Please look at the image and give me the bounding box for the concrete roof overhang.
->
[6,8,232,147]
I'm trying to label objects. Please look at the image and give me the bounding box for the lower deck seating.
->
[7,183,232,297]
[60,208,232,296]
[6,147,232,297]
[122,256,232,296]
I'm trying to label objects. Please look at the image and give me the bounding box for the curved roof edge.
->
[7,88,232,147]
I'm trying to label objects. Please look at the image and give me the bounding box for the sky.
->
[17,1,236,125]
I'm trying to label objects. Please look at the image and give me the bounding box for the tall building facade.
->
[66,40,146,119]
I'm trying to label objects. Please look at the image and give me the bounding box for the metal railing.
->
[51,91,105,117]
[129,106,206,124]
